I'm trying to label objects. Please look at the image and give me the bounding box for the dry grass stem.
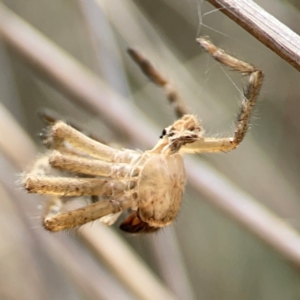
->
[207,0,300,71]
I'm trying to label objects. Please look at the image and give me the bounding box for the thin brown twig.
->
[206,0,300,72]
[2,2,300,272]
[127,48,189,118]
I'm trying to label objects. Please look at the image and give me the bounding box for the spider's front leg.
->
[181,38,263,154]
[48,150,140,178]
[48,121,141,163]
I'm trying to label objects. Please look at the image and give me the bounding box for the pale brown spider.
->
[23,38,263,233]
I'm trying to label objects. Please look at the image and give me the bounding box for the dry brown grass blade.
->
[206,0,300,71]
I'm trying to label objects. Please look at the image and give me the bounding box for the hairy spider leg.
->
[44,194,136,231]
[181,38,263,154]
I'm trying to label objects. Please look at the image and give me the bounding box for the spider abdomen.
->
[136,153,186,228]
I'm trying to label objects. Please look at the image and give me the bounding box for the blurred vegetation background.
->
[1,0,300,299]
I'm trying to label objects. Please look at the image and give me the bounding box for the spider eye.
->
[160,129,167,138]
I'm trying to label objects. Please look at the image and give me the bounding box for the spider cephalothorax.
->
[154,114,203,155]
[23,38,262,233]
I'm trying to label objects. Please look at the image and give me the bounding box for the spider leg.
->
[39,108,109,145]
[45,195,123,227]
[49,150,140,178]
[181,38,263,154]
[43,194,135,231]
[24,154,132,228]
[24,176,136,197]
[127,48,189,118]
[49,121,140,163]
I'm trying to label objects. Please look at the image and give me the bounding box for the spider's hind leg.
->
[43,194,136,231]
[43,195,124,229]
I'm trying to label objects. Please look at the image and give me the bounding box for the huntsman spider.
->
[23,38,263,233]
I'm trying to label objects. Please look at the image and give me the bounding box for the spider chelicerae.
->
[23,37,263,233]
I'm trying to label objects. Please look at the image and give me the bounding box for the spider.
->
[23,38,263,233]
